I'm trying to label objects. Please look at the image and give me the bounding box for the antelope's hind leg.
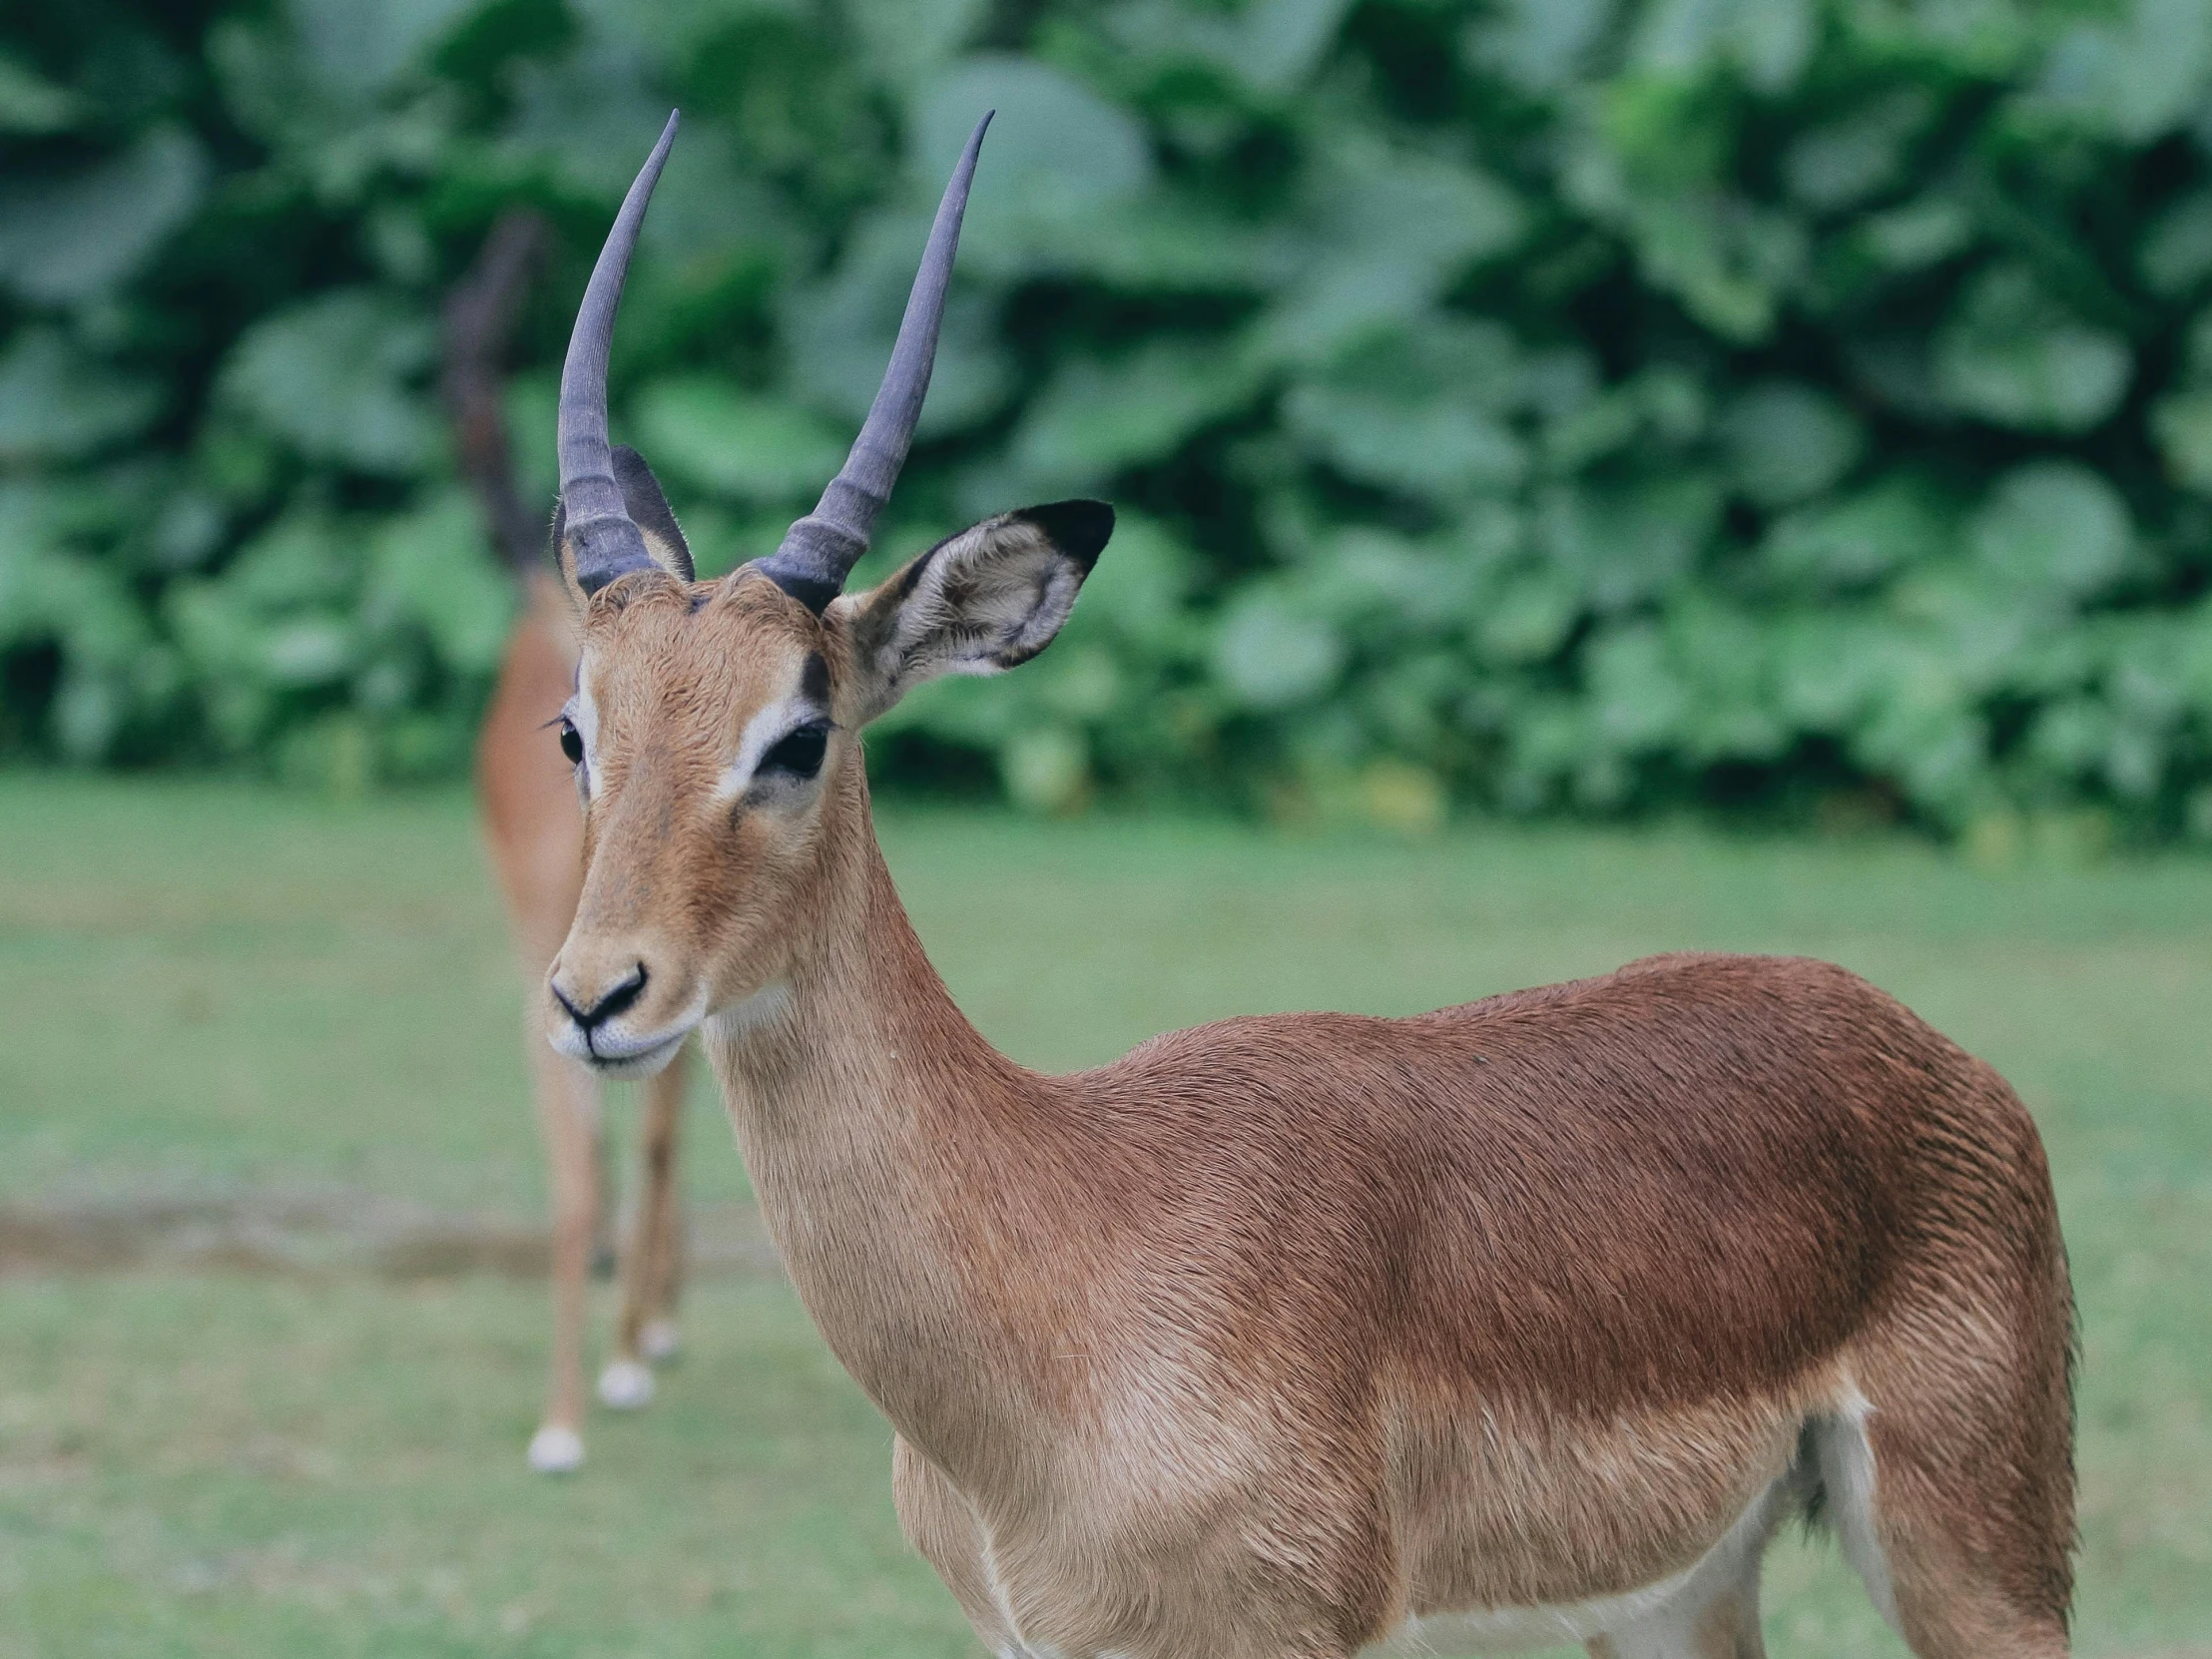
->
[1826,1369,2073,1658]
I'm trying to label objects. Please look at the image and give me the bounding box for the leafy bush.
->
[6,0,2212,839]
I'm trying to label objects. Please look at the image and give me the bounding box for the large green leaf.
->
[1852,196,1975,273]
[283,0,485,105]
[1462,0,1617,93]
[1536,473,1722,612]
[916,55,1152,265]
[2025,0,2212,142]
[1567,118,1807,342]
[0,127,206,304]
[219,290,438,474]
[1718,381,1864,507]
[364,488,516,675]
[1213,586,1344,710]
[1630,0,1815,94]
[1010,337,1264,491]
[1666,597,1788,761]
[2138,189,2212,295]
[1762,475,1948,589]
[1934,266,2131,432]
[632,379,850,504]
[848,0,989,93]
[0,54,82,134]
[1101,0,1356,97]
[1783,90,1935,211]
[1264,144,1526,360]
[1968,461,2132,603]
[210,509,357,614]
[0,330,161,464]
[1285,385,1524,501]
[2152,387,2212,493]
[784,215,1012,435]
[1584,621,1687,750]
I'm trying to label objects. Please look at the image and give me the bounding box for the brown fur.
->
[545,558,2074,1657]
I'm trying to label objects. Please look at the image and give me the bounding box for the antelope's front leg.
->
[525,1012,603,1472]
[891,1436,1023,1653]
[602,1039,689,1409]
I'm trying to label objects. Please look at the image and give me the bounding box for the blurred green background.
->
[8,0,2212,836]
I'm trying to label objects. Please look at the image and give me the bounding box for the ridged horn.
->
[558,111,679,597]
[756,112,993,612]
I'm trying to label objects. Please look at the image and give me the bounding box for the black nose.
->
[553,963,648,1030]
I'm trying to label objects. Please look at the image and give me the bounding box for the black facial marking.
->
[801,653,830,705]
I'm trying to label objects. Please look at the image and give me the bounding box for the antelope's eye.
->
[557,721,584,766]
[759,724,829,781]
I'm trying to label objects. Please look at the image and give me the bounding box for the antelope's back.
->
[1073,950,2058,1412]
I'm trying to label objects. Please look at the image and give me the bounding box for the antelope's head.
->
[541,113,1112,1078]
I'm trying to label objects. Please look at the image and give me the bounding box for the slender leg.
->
[1837,1290,2074,1658]
[479,583,600,1471]
[602,1041,688,1407]
[893,1435,1019,1654]
[527,1010,603,1472]
[1850,1405,2072,1658]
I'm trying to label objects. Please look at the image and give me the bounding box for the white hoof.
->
[527,1424,584,1474]
[597,1358,655,1410]
[639,1319,682,1363]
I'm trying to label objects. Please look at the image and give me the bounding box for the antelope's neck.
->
[701,803,1063,1481]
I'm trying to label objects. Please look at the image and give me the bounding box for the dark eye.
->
[759,724,829,781]
[557,721,584,766]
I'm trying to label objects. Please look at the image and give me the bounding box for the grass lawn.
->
[2,774,2208,1656]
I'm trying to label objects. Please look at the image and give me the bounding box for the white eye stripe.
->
[713,696,827,802]
[570,674,602,793]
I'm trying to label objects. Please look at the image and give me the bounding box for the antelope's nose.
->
[551,961,648,1032]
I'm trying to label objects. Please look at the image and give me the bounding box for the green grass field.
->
[3,775,2208,1657]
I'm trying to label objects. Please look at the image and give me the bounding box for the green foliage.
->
[7,0,2212,837]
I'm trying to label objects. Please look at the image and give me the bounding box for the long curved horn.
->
[558,111,679,597]
[757,112,992,612]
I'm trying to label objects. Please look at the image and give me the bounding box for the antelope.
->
[535,110,2076,1657]
[443,208,694,1473]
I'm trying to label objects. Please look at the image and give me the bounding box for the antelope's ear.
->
[833,500,1113,726]
[551,445,693,602]
[612,446,692,579]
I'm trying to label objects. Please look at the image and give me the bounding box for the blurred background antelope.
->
[443,209,694,1472]
[2,2,2208,1655]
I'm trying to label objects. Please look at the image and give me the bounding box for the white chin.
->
[583,1032,686,1079]
[547,1021,689,1078]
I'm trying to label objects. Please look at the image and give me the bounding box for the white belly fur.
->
[1370,1468,1796,1655]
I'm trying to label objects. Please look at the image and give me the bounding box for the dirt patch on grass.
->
[0,1193,783,1281]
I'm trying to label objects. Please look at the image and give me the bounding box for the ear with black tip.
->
[832,499,1114,726]
[612,446,692,580]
